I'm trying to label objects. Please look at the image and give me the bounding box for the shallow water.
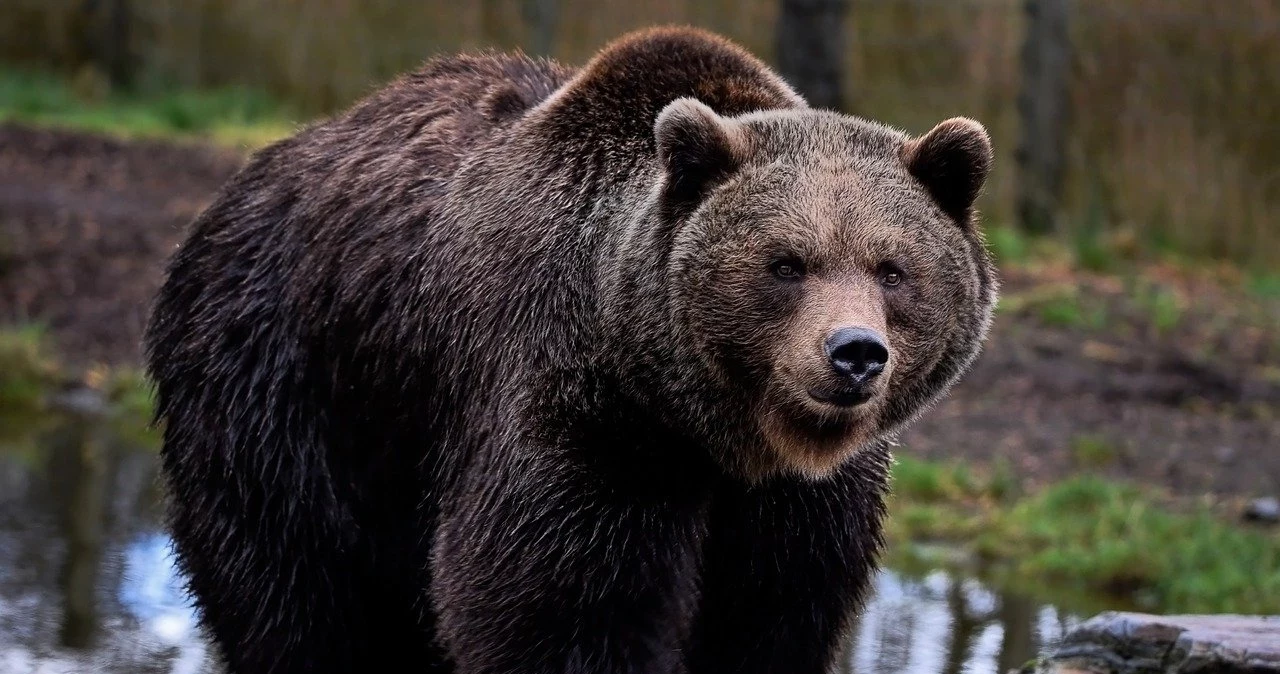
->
[0,413,1080,673]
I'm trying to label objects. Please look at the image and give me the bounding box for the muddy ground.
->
[1,122,1277,500]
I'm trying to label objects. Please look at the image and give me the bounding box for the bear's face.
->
[654,100,997,479]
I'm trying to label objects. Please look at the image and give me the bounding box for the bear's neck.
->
[481,143,722,484]
[427,118,738,487]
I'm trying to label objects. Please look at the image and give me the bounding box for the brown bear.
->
[142,25,996,674]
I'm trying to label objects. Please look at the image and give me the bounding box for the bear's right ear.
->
[654,98,745,216]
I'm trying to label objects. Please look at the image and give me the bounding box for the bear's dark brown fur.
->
[143,26,996,674]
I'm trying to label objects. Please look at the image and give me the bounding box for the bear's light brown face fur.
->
[658,102,997,479]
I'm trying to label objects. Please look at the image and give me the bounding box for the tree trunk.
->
[104,0,132,89]
[776,0,850,111]
[1016,0,1072,234]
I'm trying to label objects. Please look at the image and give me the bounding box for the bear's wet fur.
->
[143,26,997,674]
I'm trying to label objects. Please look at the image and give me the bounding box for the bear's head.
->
[622,98,997,481]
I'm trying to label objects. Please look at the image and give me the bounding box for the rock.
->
[1032,611,1280,674]
[1244,497,1280,524]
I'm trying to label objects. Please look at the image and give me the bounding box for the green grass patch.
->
[0,325,60,411]
[887,457,1280,614]
[1031,289,1108,330]
[1070,433,1119,468]
[0,66,297,149]
[91,366,155,422]
[890,455,988,503]
[0,326,158,446]
[1128,280,1184,334]
[92,365,161,447]
[996,283,1112,330]
[1007,477,1280,613]
[1248,272,1280,300]
[1036,292,1087,328]
[1071,226,1117,273]
[984,225,1031,264]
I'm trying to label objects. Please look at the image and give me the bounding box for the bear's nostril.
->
[825,328,889,379]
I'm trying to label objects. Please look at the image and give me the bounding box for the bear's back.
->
[336,52,573,176]
[143,51,573,453]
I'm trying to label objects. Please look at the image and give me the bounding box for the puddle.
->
[0,414,1078,673]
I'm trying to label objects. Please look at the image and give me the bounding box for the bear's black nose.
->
[825,328,889,380]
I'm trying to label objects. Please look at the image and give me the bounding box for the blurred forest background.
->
[3,0,1278,268]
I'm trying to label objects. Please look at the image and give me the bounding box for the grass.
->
[0,326,65,453]
[0,325,60,411]
[1035,292,1091,328]
[985,225,1031,265]
[0,325,158,445]
[1070,433,1120,468]
[1071,223,1117,274]
[1248,272,1280,300]
[1128,279,1185,335]
[0,66,296,149]
[1000,284,1109,331]
[93,365,161,447]
[886,456,1280,615]
[990,243,1274,348]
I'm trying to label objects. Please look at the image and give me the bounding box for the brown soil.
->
[0,123,242,365]
[903,267,1280,500]
[1,123,1277,499]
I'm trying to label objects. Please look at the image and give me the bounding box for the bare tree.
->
[103,0,132,89]
[80,0,134,90]
[1016,0,1072,234]
[776,0,850,111]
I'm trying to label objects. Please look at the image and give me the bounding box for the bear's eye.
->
[879,263,904,287]
[771,258,806,281]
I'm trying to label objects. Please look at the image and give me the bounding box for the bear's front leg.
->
[686,445,892,674]
[431,448,708,674]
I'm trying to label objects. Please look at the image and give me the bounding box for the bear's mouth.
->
[757,383,883,480]
[808,383,875,408]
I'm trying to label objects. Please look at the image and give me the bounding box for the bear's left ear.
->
[654,97,746,216]
[902,117,993,227]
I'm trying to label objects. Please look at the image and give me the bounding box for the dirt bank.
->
[0,123,242,365]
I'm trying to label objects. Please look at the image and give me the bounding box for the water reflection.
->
[0,414,1077,673]
[848,571,1083,674]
